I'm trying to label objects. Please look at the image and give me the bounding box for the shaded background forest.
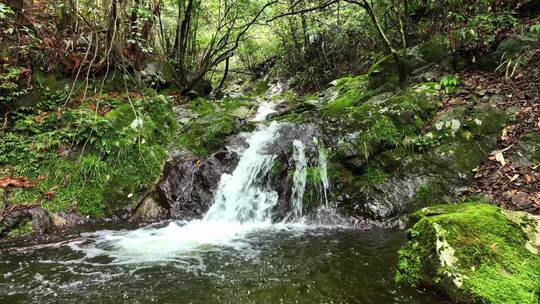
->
[2,0,539,99]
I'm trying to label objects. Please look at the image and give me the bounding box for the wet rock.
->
[31,208,68,234]
[0,207,79,237]
[0,208,33,237]
[328,90,506,227]
[156,149,240,220]
[131,194,170,222]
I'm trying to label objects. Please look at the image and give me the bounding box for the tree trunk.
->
[354,0,407,84]
[106,0,119,48]
[218,57,230,89]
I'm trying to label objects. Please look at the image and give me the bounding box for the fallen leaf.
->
[43,191,56,200]
[0,177,34,189]
[501,127,510,141]
[490,243,497,252]
[495,152,506,166]
[508,174,519,182]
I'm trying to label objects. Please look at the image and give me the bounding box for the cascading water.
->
[250,83,285,122]
[67,98,341,265]
[0,93,444,304]
[204,122,280,223]
[315,138,332,208]
[290,140,308,219]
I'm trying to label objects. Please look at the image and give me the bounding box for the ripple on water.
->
[0,226,445,304]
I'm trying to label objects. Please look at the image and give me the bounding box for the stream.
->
[0,100,445,303]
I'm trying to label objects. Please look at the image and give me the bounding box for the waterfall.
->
[204,122,281,223]
[315,138,331,208]
[69,113,343,264]
[251,102,277,122]
[291,140,308,218]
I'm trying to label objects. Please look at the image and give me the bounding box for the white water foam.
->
[251,101,277,122]
[69,122,314,264]
[315,138,332,208]
[291,140,307,219]
[250,82,285,122]
[204,122,280,223]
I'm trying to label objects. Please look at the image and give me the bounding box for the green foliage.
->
[0,65,30,106]
[496,24,540,78]
[357,166,388,186]
[272,3,378,91]
[397,203,540,304]
[449,11,518,48]
[2,90,177,217]
[439,75,459,94]
[0,3,13,21]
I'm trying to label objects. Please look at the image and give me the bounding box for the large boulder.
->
[396,202,540,304]
[308,76,508,228]
[155,150,240,220]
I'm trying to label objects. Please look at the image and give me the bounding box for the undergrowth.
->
[0,88,177,217]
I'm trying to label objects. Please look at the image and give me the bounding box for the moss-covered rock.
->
[396,203,540,304]
[321,72,507,226]
[519,131,540,163]
[173,96,257,156]
[1,90,177,219]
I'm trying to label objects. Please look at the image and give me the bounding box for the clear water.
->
[0,226,445,304]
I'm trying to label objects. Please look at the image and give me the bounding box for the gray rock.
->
[131,194,169,222]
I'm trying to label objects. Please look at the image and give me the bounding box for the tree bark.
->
[218,56,230,89]
[347,0,407,84]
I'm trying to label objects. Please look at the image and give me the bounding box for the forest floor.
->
[458,56,540,214]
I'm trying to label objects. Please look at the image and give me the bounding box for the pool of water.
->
[0,224,445,304]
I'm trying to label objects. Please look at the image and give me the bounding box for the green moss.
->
[411,179,447,208]
[367,54,409,90]
[337,86,438,162]
[8,220,33,237]
[322,75,371,117]
[3,91,177,217]
[220,96,255,111]
[397,203,540,304]
[322,89,364,116]
[187,97,217,116]
[177,112,237,156]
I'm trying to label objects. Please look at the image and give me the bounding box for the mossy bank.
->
[0,88,177,234]
[396,202,540,304]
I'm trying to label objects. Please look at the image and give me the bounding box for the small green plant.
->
[530,24,540,37]
[440,75,459,94]
[0,3,13,20]
[0,65,30,106]
[496,24,540,79]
